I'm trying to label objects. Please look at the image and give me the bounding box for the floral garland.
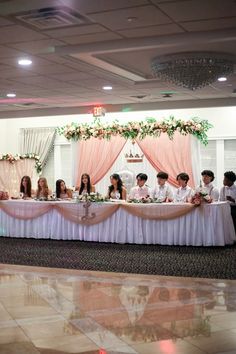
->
[77,192,107,202]
[58,116,212,145]
[0,153,42,174]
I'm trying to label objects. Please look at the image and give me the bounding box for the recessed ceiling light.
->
[18,58,32,66]
[217,77,227,82]
[7,93,16,98]
[103,86,113,90]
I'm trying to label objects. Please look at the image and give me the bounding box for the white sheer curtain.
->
[20,127,56,167]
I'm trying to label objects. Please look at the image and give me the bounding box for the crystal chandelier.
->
[151,52,234,90]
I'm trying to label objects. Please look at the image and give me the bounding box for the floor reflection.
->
[0,264,236,354]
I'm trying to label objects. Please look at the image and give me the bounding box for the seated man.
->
[152,171,173,202]
[129,173,151,200]
[199,170,219,201]
[220,171,236,204]
[174,172,194,202]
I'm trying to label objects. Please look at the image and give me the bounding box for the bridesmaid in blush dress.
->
[20,175,35,199]
[55,179,72,199]
[76,173,95,195]
[36,177,52,199]
[107,173,127,200]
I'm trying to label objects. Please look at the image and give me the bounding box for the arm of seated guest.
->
[91,185,95,193]
[187,188,195,203]
[219,187,225,201]
[25,189,35,199]
[166,185,174,202]
[212,188,219,202]
[106,188,110,200]
[66,189,73,198]
[151,187,157,199]
[226,196,235,203]
[128,187,135,200]
[121,187,127,200]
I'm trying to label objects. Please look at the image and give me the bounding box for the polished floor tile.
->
[0,263,236,354]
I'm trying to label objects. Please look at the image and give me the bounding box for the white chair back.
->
[117,169,135,193]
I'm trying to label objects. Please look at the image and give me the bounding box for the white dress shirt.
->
[220,184,236,203]
[129,185,151,200]
[202,183,219,201]
[174,185,194,202]
[152,184,173,202]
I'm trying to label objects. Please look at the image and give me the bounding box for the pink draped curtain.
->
[136,133,194,188]
[76,136,126,186]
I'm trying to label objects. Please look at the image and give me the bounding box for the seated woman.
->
[76,173,95,195]
[108,173,127,200]
[56,179,72,199]
[36,177,52,199]
[174,172,194,202]
[20,175,35,199]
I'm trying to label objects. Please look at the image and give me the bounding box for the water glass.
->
[72,191,77,200]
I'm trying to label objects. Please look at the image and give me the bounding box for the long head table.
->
[0,200,235,246]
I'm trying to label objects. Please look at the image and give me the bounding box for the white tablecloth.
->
[0,201,235,246]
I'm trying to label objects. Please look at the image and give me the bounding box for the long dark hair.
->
[79,173,92,195]
[56,179,67,198]
[20,176,32,197]
[108,173,123,198]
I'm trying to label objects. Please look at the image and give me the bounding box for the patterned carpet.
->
[1,237,236,279]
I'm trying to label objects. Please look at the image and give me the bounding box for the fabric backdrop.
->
[136,132,194,188]
[76,136,126,187]
[75,134,197,194]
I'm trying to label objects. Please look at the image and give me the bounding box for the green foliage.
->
[58,116,213,145]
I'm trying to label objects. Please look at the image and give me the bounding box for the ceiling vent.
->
[130,95,147,100]
[12,102,47,108]
[162,93,173,98]
[15,6,89,30]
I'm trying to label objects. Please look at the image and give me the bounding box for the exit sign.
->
[93,106,106,117]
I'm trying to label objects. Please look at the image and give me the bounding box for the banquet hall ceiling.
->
[0,0,236,117]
